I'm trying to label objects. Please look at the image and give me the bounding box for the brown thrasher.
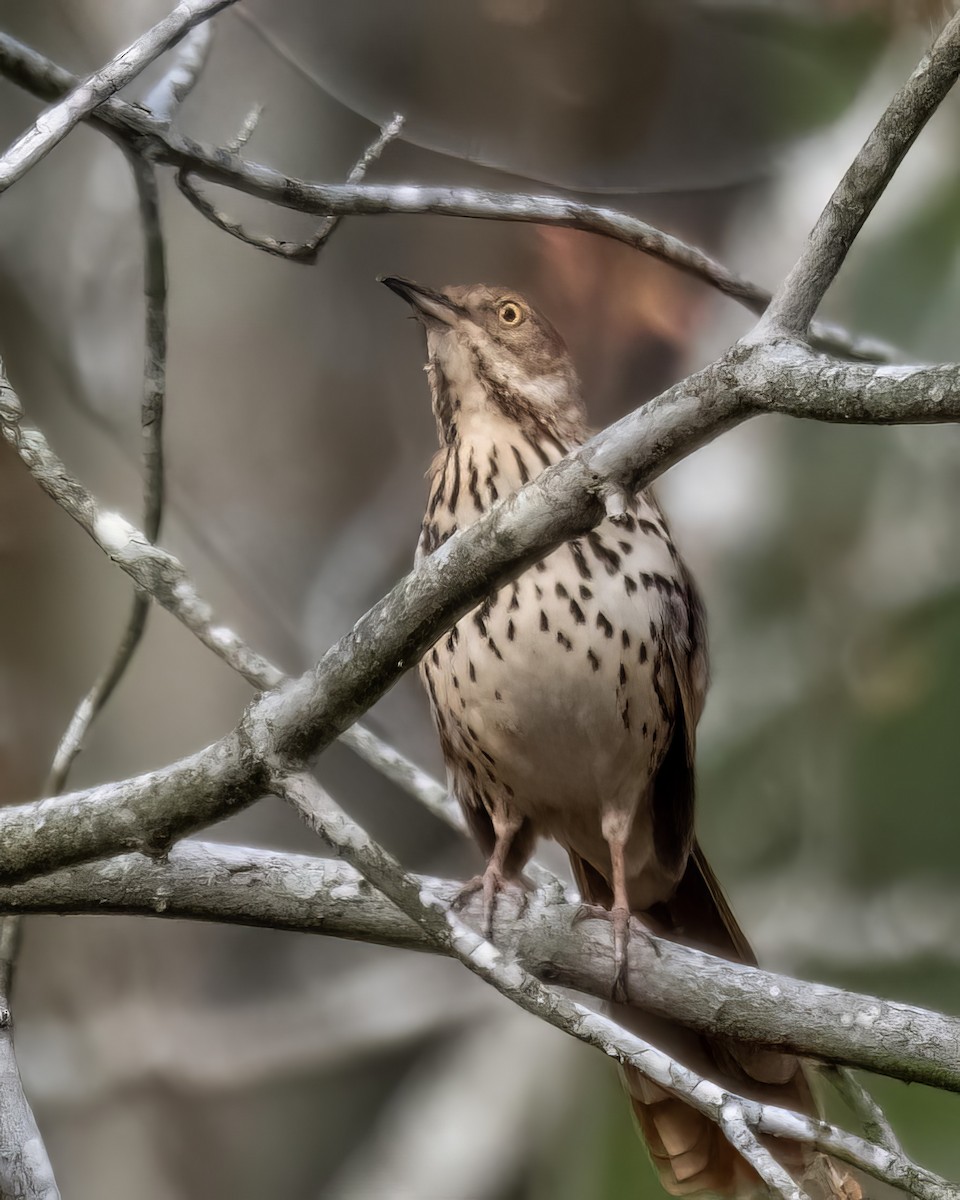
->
[382,276,860,1200]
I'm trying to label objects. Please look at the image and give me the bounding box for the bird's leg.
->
[602,811,634,1004]
[456,808,528,939]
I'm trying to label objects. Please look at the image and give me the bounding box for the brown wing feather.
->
[570,570,861,1197]
[649,568,708,882]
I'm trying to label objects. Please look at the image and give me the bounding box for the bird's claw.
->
[455,868,527,939]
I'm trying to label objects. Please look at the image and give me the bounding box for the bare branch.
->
[225,104,263,153]
[303,113,405,255]
[1,841,955,1097]
[762,11,960,336]
[273,774,955,1200]
[0,362,281,693]
[140,21,214,129]
[0,918,60,1199]
[0,343,510,863]
[46,152,169,794]
[827,1071,906,1160]
[175,113,405,262]
[718,1104,810,1200]
[822,1067,905,1158]
[2,340,960,882]
[0,0,235,193]
[0,33,896,363]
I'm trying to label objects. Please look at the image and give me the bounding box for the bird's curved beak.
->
[379,275,464,326]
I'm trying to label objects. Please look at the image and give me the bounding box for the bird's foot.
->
[454,867,527,939]
[571,901,612,927]
[571,902,636,1003]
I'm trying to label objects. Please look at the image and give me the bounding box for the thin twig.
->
[0,364,282,692]
[175,113,405,263]
[761,11,960,336]
[46,153,169,794]
[822,1066,905,1157]
[140,20,215,129]
[0,0,235,193]
[305,114,405,253]
[0,33,897,363]
[225,104,263,153]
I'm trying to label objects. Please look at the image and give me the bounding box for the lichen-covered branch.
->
[271,775,956,1200]
[0,841,954,1096]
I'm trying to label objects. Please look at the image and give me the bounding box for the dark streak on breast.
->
[587,532,621,575]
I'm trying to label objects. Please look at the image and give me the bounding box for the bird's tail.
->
[570,844,863,1199]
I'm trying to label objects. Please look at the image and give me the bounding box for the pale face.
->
[380,277,583,434]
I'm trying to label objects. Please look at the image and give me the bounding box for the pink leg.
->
[602,810,635,1003]
[457,808,528,939]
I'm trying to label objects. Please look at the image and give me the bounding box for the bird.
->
[381,275,861,1199]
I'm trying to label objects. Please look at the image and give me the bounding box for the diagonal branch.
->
[719,1107,810,1200]
[0,368,282,692]
[761,11,960,336]
[0,0,236,193]
[822,1067,905,1157]
[273,774,955,1200]
[140,20,215,129]
[1,344,960,883]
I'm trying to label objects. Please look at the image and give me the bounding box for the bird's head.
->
[380,276,584,444]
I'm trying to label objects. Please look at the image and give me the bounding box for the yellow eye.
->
[498,301,524,327]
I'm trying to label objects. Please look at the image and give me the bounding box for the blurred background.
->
[2,1,960,1196]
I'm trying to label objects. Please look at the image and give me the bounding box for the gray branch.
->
[0,841,954,1096]
[0,33,895,364]
[0,9,959,1195]
[271,774,955,1200]
[762,9,960,336]
[1,342,959,884]
[175,113,405,261]
[4,24,217,1191]
[45,151,169,795]
[0,919,59,1200]
[0,0,235,193]
[140,20,215,129]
